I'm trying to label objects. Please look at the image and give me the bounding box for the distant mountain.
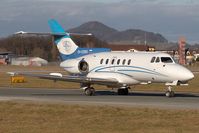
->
[68,21,168,44]
[69,21,118,41]
[106,29,167,44]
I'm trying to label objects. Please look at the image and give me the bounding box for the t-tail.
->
[48,19,110,61]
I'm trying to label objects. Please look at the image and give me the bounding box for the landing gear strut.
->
[84,87,95,96]
[165,86,175,97]
[117,87,129,95]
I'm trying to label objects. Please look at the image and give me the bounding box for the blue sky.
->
[0,0,199,43]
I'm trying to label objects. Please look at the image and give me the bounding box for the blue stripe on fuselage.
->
[92,65,168,77]
[60,48,111,61]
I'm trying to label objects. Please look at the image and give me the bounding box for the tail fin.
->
[48,19,78,60]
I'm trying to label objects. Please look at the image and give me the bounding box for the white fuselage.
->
[60,51,194,86]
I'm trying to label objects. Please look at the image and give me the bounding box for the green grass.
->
[0,101,199,133]
[0,65,199,93]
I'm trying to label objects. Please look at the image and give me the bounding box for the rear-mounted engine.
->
[78,60,89,73]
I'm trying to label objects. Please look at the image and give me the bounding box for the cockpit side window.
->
[161,57,173,63]
[155,57,160,63]
[151,57,156,63]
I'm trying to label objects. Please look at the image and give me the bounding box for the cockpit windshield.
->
[161,57,173,63]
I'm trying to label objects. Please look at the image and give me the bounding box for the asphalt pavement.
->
[0,87,199,109]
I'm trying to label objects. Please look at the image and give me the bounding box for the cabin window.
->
[117,59,120,65]
[106,59,109,64]
[122,59,126,65]
[111,59,115,65]
[161,57,173,63]
[128,59,131,65]
[100,59,103,64]
[155,57,160,63]
[151,57,156,63]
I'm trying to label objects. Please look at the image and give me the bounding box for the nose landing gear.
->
[165,86,175,97]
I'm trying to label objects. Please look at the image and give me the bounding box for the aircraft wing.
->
[8,72,119,86]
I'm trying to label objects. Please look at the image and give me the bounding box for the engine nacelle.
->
[78,60,89,73]
[60,59,89,74]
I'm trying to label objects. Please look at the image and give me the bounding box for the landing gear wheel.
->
[85,87,95,96]
[124,88,129,95]
[165,86,175,97]
[117,88,129,95]
[165,91,175,97]
[90,87,95,96]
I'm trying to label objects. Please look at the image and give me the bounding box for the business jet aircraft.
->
[12,19,194,97]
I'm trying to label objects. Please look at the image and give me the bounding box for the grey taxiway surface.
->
[0,87,199,109]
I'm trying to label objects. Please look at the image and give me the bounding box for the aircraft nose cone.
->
[186,71,194,81]
[173,65,195,82]
[180,67,194,81]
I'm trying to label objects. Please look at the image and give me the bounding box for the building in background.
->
[107,44,155,52]
[11,57,48,66]
[178,37,186,65]
[0,52,14,65]
[0,52,48,66]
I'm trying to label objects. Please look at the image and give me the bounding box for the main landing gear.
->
[82,85,174,97]
[165,86,175,97]
[81,83,95,96]
[82,85,130,96]
[84,87,95,96]
[117,87,130,95]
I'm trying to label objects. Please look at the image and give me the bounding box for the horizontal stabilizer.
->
[14,31,92,36]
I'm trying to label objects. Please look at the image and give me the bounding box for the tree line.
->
[0,35,106,61]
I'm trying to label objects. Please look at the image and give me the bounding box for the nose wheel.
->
[165,86,175,97]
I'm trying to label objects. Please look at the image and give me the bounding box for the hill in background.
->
[69,21,168,44]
